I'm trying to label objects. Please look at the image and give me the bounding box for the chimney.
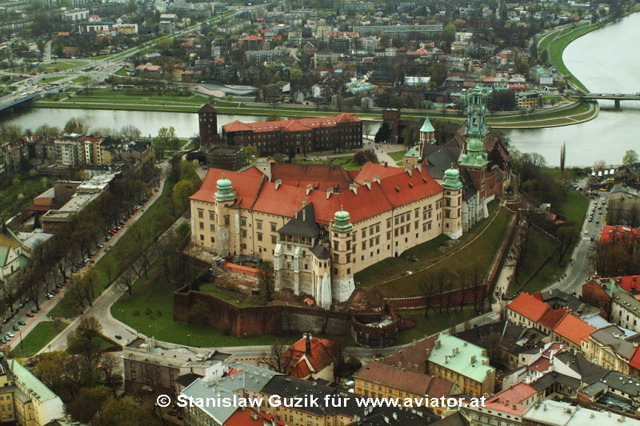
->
[471,355,476,365]
[302,200,307,221]
[306,184,313,195]
[275,179,282,190]
[305,333,312,355]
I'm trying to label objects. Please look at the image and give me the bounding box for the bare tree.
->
[258,342,295,374]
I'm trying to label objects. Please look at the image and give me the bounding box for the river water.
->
[2,15,639,166]
[505,13,640,167]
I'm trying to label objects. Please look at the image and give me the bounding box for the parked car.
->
[18,321,26,326]
[26,313,35,317]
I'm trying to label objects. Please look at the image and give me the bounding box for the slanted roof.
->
[538,308,567,330]
[380,335,437,372]
[284,336,338,377]
[493,382,537,404]
[428,333,494,384]
[553,314,596,346]
[8,359,58,402]
[355,362,455,398]
[508,292,549,323]
[278,203,322,238]
[271,163,355,192]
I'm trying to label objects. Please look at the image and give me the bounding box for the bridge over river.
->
[569,92,640,108]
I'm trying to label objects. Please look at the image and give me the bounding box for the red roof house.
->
[283,335,339,382]
[552,314,596,348]
[507,293,550,326]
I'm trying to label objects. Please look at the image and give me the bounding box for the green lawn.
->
[70,76,92,83]
[38,61,88,73]
[375,208,513,298]
[294,155,369,170]
[387,150,407,163]
[556,190,589,223]
[11,321,68,358]
[112,267,294,347]
[397,307,477,344]
[509,229,560,296]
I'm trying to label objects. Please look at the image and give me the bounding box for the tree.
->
[258,341,295,374]
[66,386,111,423]
[258,261,275,302]
[623,150,639,165]
[67,316,104,383]
[560,143,566,176]
[374,122,391,143]
[64,117,89,134]
[172,179,198,214]
[120,125,141,141]
[593,160,606,173]
[95,396,159,426]
[557,225,580,263]
[352,149,377,165]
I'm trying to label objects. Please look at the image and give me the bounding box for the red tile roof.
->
[189,169,264,210]
[355,362,455,398]
[629,345,640,371]
[224,409,284,426]
[599,226,640,245]
[508,293,549,322]
[284,336,338,378]
[379,335,437,373]
[617,275,640,293]
[222,113,360,134]
[482,399,529,417]
[270,163,354,192]
[354,162,406,182]
[493,383,537,404]
[538,308,567,330]
[553,314,596,346]
[193,164,443,225]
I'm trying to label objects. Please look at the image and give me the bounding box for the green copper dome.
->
[215,178,236,202]
[442,167,463,190]
[467,137,484,153]
[332,207,353,232]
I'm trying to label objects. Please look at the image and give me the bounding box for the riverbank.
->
[538,9,640,93]
[31,89,598,129]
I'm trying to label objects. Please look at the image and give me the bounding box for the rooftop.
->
[428,333,494,384]
[508,292,549,322]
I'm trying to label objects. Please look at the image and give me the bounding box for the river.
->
[505,13,640,167]
[2,15,639,166]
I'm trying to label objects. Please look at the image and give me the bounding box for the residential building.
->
[551,313,596,350]
[460,382,538,425]
[41,173,116,234]
[122,337,232,396]
[221,113,363,156]
[522,399,635,425]
[259,375,366,425]
[582,325,637,375]
[578,371,640,418]
[283,334,338,382]
[507,293,550,328]
[427,333,496,396]
[516,92,543,111]
[0,356,65,425]
[379,335,438,373]
[189,162,463,307]
[354,361,460,415]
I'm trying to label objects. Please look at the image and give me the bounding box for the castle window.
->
[209,210,214,220]
[270,222,276,232]
[210,224,215,232]
[224,216,230,225]
[241,229,247,238]
[197,209,204,218]
[257,233,263,241]
[256,220,263,230]
[271,236,277,244]
[241,217,247,227]
[199,222,204,230]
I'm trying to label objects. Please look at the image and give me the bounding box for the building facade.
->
[189,162,463,308]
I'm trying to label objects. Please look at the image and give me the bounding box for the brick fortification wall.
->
[174,289,374,338]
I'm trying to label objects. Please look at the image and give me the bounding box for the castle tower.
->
[441,167,463,239]
[329,207,355,305]
[463,86,489,139]
[382,109,400,143]
[198,104,219,147]
[419,115,436,145]
[213,177,236,255]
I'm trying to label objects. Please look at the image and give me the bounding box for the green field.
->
[375,208,513,298]
[11,321,68,358]
[387,150,407,164]
[556,190,589,223]
[396,307,477,344]
[40,76,66,84]
[112,267,294,347]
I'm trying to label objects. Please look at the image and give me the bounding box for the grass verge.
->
[11,321,68,358]
[375,208,512,298]
[396,307,477,344]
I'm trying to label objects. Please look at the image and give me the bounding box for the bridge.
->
[569,93,640,108]
[0,92,41,113]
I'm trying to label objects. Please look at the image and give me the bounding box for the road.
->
[549,190,610,295]
[6,163,169,353]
